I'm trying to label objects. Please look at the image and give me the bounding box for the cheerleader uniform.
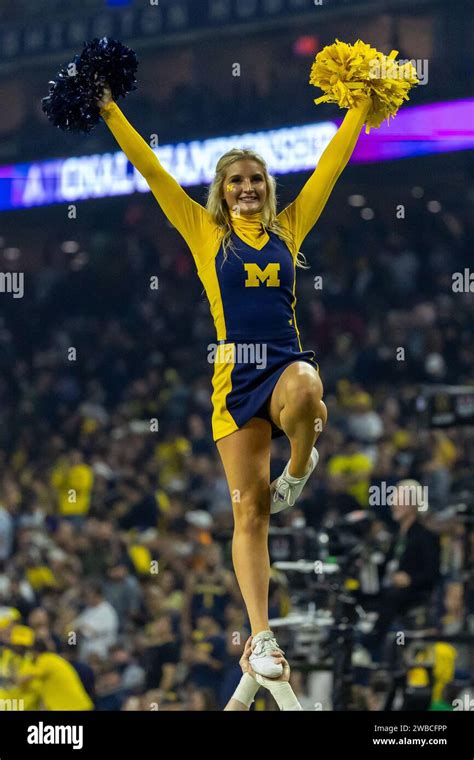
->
[100,100,368,442]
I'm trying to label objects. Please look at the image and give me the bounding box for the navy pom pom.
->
[42,58,100,134]
[77,37,138,101]
[42,37,138,134]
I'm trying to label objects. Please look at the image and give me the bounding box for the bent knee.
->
[285,375,323,413]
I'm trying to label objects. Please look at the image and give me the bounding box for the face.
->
[188,690,206,711]
[205,544,221,569]
[391,487,416,521]
[222,159,267,217]
[197,615,213,634]
[84,588,100,606]
[160,570,174,592]
[70,450,82,466]
[29,608,48,628]
[154,616,171,636]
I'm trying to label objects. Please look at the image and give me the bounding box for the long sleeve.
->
[277,100,370,251]
[399,527,441,591]
[100,101,219,269]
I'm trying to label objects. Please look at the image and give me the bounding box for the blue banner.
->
[1,100,472,213]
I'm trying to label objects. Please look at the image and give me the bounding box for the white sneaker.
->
[249,630,284,678]
[271,447,319,514]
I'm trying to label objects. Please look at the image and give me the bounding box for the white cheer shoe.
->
[249,630,284,679]
[271,447,319,514]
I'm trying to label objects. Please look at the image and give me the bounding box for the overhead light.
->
[411,186,424,198]
[361,207,374,220]
[427,200,441,213]
[4,247,21,260]
[70,252,89,270]
[348,194,366,207]
[293,35,319,57]
[61,240,80,253]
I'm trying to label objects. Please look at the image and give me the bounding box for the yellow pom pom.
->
[309,38,419,133]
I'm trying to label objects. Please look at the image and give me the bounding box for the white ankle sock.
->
[285,471,306,483]
[251,629,273,643]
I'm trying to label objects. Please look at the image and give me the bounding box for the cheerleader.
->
[46,37,416,679]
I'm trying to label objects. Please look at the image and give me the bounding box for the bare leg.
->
[268,362,327,477]
[216,418,273,635]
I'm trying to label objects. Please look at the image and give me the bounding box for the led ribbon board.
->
[0,99,472,212]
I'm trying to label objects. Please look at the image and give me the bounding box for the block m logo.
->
[244,263,280,287]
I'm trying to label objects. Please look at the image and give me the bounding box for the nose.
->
[242,179,252,192]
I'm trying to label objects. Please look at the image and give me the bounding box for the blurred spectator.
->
[345,391,384,457]
[50,450,94,525]
[327,438,373,508]
[366,482,441,661]
[183,614,226,696]
[103,562,143,627]
[184,543,240,630]
[73,582,119,661]
[0,495,14,563]
[139,612,179,694]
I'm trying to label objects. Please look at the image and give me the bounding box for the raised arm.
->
[99,89,217,268]
[278,99,371,251]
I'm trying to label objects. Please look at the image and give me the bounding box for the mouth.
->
[240,196,258,203]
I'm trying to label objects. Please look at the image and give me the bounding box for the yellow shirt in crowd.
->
[51,463,94,516]
[26,652,93,711]
[327,452,373,507]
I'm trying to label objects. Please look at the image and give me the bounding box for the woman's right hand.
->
[98,83,113,109]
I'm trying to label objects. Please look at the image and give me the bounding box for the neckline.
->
[232,229,271,251]
[231,212,270,251]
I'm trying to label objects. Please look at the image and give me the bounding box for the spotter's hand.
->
[239,636,290,682]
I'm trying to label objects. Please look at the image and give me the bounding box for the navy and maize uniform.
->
[100,100,369,442]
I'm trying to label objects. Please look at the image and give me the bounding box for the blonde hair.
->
[205,148,310,270]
